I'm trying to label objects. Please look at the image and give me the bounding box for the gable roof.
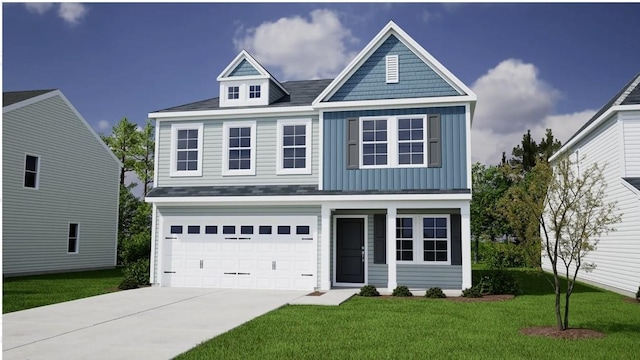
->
[3,89,121,166]
[153,79,332,113]
[3,89,56,107]
[550,72,640,161]
[313,20,476,106]
[216,50,289,96]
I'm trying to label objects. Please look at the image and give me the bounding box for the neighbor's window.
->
[249,85,261,99]
[24,154,40,189]
[170,123,203,177]
[68,223,79,254]
[223,122,256,175]
[228,86,239,100]
[277,119,311,174]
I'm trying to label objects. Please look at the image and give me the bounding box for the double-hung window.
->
[359,115,427,168]
[395,215,450,264]
[24,154,40,189]
[223,121,256,175]
[276,119,311,174]
[170,123,203,177]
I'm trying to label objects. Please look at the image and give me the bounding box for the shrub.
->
[425,287,446,298]
[120,232,151,265]
[478,270,521,295]
[462,286,482,298]
[483,242,527,269]
[122,258,150,287]
[118,277,139,290]
[392,285,413,297]
[359,285,380,297]
[636,286,640,301]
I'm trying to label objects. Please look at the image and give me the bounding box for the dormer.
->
[217,50,289,108]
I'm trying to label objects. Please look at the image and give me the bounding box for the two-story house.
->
[146,21,476,293]
[3,89,121,276]
[544,73,640,297]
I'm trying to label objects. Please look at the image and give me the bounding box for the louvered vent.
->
[386,55,399,83]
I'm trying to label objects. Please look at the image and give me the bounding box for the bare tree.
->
[501,156,621,330]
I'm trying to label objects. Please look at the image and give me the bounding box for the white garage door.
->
[161,216,317,290]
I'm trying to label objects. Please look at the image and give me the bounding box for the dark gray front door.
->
[336,218,365,283]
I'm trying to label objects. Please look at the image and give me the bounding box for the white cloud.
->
[421,9,438,24]
[98,120,111,131]
[470,59,595,165]
[233,9,359,80]
[58,3,88,25]
[25,3,54,15]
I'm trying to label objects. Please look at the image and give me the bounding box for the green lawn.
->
[177,270,640,360]
[3,268,123,313]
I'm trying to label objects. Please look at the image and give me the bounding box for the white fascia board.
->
[145,193,472,205]
[4,90,122,167]
[219,74,270,82]
[621,178,640,199]
[549,104,640,162]
[149,105,316,120]
[312,21,476,106]
[314,96,476,111]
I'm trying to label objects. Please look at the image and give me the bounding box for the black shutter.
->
[373,214,386,264]
[427,114,442,167]
[346,118,359,169]
[450,214,462,266]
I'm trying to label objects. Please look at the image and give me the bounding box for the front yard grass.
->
[3,268,123,313]
[177,269,640,360]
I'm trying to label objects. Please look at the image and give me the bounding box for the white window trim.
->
[67,222,80,254]
[249,84,262,99]
[276,118,312,175]
[396,214,451,265]
[23,153,41,190]
[386,55,399,84]
[227,85,240,100]
[359,115,428,169]
[222,121,257,176]
[169,123,204,177]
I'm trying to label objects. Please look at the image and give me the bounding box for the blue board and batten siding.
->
[228,59,261,77]
[323,106,467,191]
[329,35,461,102]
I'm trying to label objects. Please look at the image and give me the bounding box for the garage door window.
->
[241,226,253,234]
[205,226,217,234]
[223,226,235,234]
[277,226,291,234]
[259,226,272,234]
[170,226,183,234]
[188,226,200,234]
[296,226,310,235]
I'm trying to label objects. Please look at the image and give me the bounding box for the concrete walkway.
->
[2,287,307,360]
[288,288,359,305]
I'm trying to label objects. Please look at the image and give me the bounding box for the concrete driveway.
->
[2,287,308,360]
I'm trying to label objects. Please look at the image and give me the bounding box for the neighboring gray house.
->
[3,89,121,276]
[146,21,476,293]
[544,73,640,296]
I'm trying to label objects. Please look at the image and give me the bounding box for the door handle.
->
[361,250,365,262]
[164,271,176,274]
[200,260,203,269]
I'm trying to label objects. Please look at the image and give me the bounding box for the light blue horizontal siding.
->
[397,265,462,289]
[329,35,460,101]
[323,106,467,191]
[228,59,260,77]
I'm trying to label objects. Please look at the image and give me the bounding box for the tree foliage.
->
[101,118,140,186]
[500,157,621,330]
[132,119,155,196]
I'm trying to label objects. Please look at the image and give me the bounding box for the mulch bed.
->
[623,297,640,304]
[446,294,515,302]
[520,326,606,339]
[306,291,325,296]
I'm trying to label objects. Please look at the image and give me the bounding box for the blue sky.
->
[3,2,640,165]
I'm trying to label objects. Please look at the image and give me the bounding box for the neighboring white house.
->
[3,89,121,276]
[146,21,476,293]
[545,73,640,296]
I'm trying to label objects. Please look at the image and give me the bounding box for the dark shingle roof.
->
[154,79,333,113]
[146,185,471,198]
[623,178,640,192]
[3,89,56,107]
[566,73,640,144]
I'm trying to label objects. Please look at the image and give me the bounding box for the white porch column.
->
[386,206,397,290]
[320,204,331,290]
[461,202,472,289]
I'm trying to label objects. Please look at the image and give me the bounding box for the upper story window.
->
[222,121,256,176]
[276,119,312,175]
[24,154,40,189]
[228,86,239,100]
[170,123,204,177]
[359,116,427,169]
[396,215,450,264]
[249,85,261,99]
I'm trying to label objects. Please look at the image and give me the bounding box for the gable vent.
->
[386,55,399,83]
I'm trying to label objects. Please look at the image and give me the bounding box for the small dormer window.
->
[228,86,239,100]
[249,85,261,99]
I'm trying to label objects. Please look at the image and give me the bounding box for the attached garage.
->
[160,216,317,290]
